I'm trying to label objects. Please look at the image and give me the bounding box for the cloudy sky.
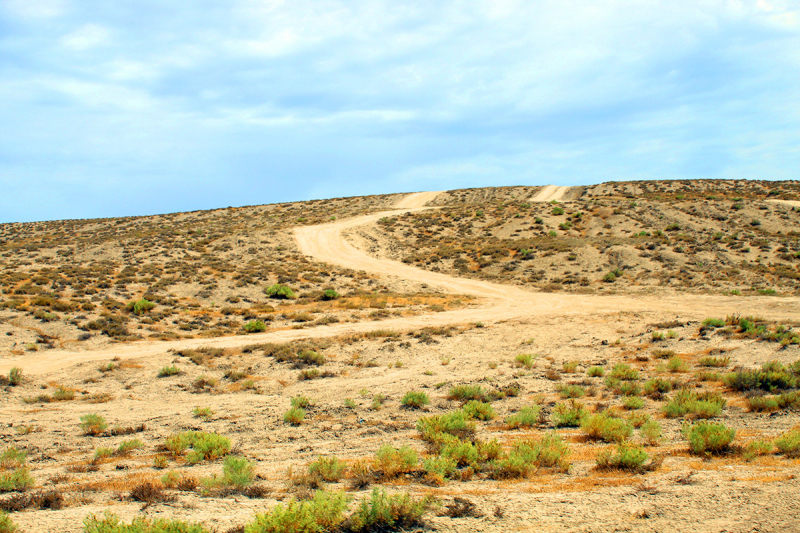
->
[1,1,798,223]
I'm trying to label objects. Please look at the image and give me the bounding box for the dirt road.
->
[3,191,799,375]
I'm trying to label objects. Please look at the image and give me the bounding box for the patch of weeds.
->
[345,488,430,532]
[417,411,476,442]
[775,428,800,457]
[401,391,429,409]
[158,365,180,377]
[514,353,535,369]
[663,389,726,419]
[581,413,633,443]
[698,356,730,368]
[552,400,588,428]
[264,284,296,299]
[640,420,663,446]
[743,440,773,461]
[193,406,213,421]
[623,396,645,410]
[557,384,586,399]
[447,384,486,402]
[164,431,231,463]
[308,456,347,482]
[610,363,639,381]
[562,361,579,373]
[247,490,349,533]
[461,400,495,421]
[80,414,108,436]
[284,407,305,426]
[587,366,605,377]
[82,513,210,533]
[374,446,418,479]
[682,422,735,455]
[505,406,541,429]
[666,356,688,373]
[596,443,649,471]
[243,320,267,333]
[490,432,571,478]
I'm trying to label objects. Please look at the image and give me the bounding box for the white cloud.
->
[4,0,65,19]
[60,23,111,51]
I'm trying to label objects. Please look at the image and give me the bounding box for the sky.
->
[1,0,799,223]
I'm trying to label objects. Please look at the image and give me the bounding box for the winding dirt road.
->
[3,190,800,375]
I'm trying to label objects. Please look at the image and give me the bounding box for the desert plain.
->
[1,181,800,532]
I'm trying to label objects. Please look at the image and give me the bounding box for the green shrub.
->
[643,377,673,397]
[245,490,349,533]
[80,413,108,436]
[557,384,586,399]
[83,513,213,533]
[743,440,773,461]
[164,431,230,462]
[243,320,267,333]
[490,432,571,478]
[439,438,479,468]
[94,447,113,462]
[126,299,155,316]
[0,467,34,493]
[284,407,305,426]
[0,511,16,533]
[505,406,541,429]
[416,411,476,441]
[667,356,688,373]
[422,456,456,484]
[116,439,143,456]
[193,406,213,421]
[461,400,495,421]
[400,391,429,409]
[702,318,725,328]
[775,428,800,457]
[663,389,725,419]
[447,384,486,402]
[158,365,180,377]
[596,443,649,471]
[724,363,799,392]
[552,400,587,427]
[747,395,780,412]
[0,448,26,470]
[514,353,535,368]
[374,446,418,478]
[623,396,644,410]
[308,456,346,482]
[321,289,340,301]
[698,356,730,368]
[291,396,313,408]
[610,363,639,381]
[587,366,605,377]
[7,368,22,387]
[640,420,662,446]
[581,413,633,443]
[222,456,254,488]
[346,488,429,532]
[683,422,735,455]
[264,284,296,300]
[552,207,564,215]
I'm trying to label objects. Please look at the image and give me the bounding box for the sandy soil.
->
[1,186,799,532]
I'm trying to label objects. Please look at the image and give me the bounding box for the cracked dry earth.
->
[1,189,799,532]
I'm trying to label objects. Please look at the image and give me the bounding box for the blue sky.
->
[1,0,799,223]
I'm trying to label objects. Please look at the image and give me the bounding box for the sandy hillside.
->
[1,182,799,533]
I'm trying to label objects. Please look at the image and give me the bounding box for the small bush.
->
[165,432,230,462]
[264,284,296,300]
[116,439,143,456]
[683,422,735,455]
[775,428,800,457]
[663,389,725,419]
[243,320,267,333]
[610,363,639,381]
[586,366,605,377]
[82,513,214,533]
[417,411,476,441]
[291,396,313,408]
[0,511,16,533]
[345,488,429,532]
[7,368,21,387]
[461,400,495,421]
[374,446,418,478]
[401,391,430,409]
[126,299,155,316]
[698,356,730,368]
[623,396,644,410]
[505,406,541,429]
[490,432,571,478]
[321,289,340,301]
[552,400,587,427]
[284,407,305,426]
[640,420,662,446]
[743,440,773,461]
[643,377,673,398]
[422,456,457,485]
[596,443,649,471]
[702,318,725,328]
[80,414,108,436]
[158,365,180,377]
[514,353,535,368]
[747,395,780,412]
[308,456,347,482]
[581,413,633,443]
[0,468,34,493]
[0,449,26,470]
[557,384,586,399]
[222,456,254,488]
[193,406,213,421]
[667,356,688,373]
[562,361,579,373]
[447,384,486,402]
[246,490,349,533]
